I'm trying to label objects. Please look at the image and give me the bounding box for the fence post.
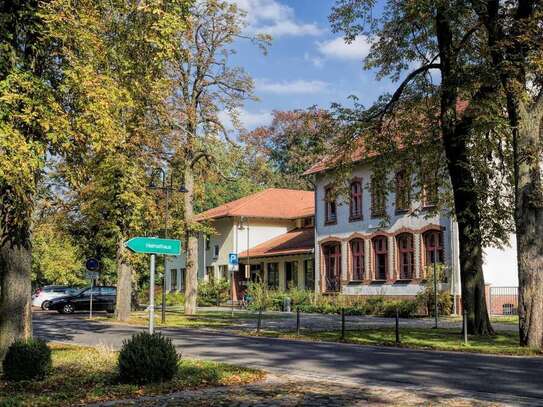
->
[395,308,400,345]
[463,308,468,345]
[296,307,301,336]
[257,308,262,333]
[340,307,345,341]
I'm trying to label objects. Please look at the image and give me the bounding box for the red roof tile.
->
[238,227,314,258]
[195,188,314,222]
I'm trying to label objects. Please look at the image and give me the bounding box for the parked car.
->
[48,286,117,314]
[32,285,80,310]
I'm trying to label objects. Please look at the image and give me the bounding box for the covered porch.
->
[234,227,315,300]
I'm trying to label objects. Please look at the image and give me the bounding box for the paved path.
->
[34,312,543,405]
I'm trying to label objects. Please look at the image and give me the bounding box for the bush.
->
[288,288,313,308]
[118,332,178,384]
[2,338,52,381]
[382,300,418,318]
[166,291,185,306]
[198,278,230,306]
[416,265,453,316]
[246,281,272,311]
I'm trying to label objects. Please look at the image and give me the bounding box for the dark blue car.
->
[48,286,116,314]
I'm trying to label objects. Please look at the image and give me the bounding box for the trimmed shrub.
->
[2,338,52,381]
[118,332,178,384]
[382,300,418,318]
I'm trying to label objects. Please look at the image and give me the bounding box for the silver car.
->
[32,286,80,310]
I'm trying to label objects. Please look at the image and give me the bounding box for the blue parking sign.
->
[228,253,238,266]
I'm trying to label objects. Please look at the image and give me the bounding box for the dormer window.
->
[324,186,337,224]
[349,179,363,221]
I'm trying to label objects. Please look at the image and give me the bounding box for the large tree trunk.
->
[184,164,198,315]
[436,6,493,335]
[0,242,32,363]
[115,241,132,321]
[511,103,543,348]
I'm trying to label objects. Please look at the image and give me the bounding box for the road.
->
[34,311,543,405]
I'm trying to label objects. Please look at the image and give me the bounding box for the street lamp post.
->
[149,167,188,323]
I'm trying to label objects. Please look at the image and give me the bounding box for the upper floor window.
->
[350,239,365,280]
[324,186,337,224]
[372,236,388,280]
[395,170,411,213]
[424,230,444,265]
[422,172,438,207]
[349,180,363,220]
[371,176,386,217]
[213,244,219,258]
[397,233,414,279]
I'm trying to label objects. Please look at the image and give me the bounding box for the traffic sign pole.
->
[149,254,156,334]
[89,278,94,320]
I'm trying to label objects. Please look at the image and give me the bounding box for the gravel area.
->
[92,373,522,406]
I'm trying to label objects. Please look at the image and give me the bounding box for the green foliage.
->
[295,294,418,318]
[246,282,272,311]
[241,108,333,189]
[416,265,453,316]
[197,278,230,306]
[118,332,178,384]
[31,218,85,286]
[2,338,52,381]
[166,291,185,307]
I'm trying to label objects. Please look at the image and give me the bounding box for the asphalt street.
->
[34,311,543,405]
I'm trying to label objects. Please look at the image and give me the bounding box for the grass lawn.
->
[251,327,540,356]
[0,343,264,407]
[95,309,285,329]
[445,315,520,326]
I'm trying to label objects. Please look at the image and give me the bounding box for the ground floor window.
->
[424,230,444,267]
[285,261,298,289]
[397,233,414,279]
[219,265,228,280]
[170,269,178,291]
[267,263,279,290]
[372,236,388,280]
[350,239,364,280]
[179,268,186,291]
[304,259,314,290]
[323,242,341,291]
[206,266,214,281]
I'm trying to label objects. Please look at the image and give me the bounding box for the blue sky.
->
[225,0,395,129]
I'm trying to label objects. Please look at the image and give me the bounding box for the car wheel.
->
[62,303,74,314]
[41,300,51,310]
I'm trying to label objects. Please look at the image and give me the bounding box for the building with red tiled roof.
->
[165,188,316,300]
[194,188,314,221]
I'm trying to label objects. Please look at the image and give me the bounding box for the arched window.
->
[397,233,414,279]
[372,236,388,280]
[349,180,363,220]
[323,242,341,291]
[424,230,444,265]
[350,239,364,280]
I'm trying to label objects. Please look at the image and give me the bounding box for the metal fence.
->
[488,286,519,316]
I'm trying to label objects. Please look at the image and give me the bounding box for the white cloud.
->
[231,0,323,37]
[304,52,324,68]
[256,79,329,94]
[218,108,272,131]
[317,36,372,60]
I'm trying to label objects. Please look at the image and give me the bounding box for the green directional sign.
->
[125,237,181,256]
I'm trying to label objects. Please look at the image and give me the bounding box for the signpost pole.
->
[89,278,94,320]
[149,254,156,334]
